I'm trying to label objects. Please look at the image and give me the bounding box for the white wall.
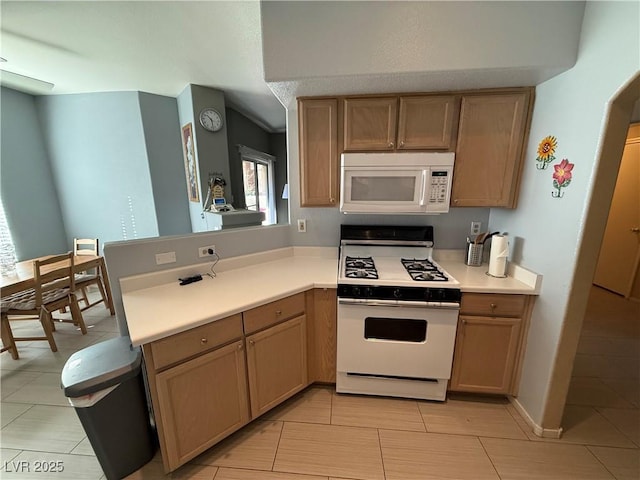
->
[489,1,640,426]
[262,1,583,82]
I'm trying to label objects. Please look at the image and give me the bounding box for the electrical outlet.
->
[155,251,176,265]
[470,221,482,236]
[198,245,216,258]
[297,219,307,233]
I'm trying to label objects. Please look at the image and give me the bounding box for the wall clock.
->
[199,108,223,132]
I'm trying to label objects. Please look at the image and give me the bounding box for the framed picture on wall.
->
[181,123,199,203]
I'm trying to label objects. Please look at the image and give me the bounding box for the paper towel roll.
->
[488,234,509,277]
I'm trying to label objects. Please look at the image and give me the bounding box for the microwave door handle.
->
[419,170,427,206]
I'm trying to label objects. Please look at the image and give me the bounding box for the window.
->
[0,199,18,275]
[238,145,276,225]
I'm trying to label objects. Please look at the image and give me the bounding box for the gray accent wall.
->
[269,132,288,225]
[36,92,159,246]
[225,109,289,224]
[177,84,230,232]
[0,87,67,260]
[225,107,271,209]
[138,92,192,236]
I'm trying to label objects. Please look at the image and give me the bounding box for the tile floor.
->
[1,286,638,479]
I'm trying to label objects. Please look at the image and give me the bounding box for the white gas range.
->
[336,225,461,401]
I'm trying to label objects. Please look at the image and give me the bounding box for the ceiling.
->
[0,1,287,131]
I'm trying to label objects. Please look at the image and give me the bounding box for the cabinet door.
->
[343,97,398,151]
[450,315,522,395]
[397,95,459,150]
[298,98,339,206]
[246,315,308,418]
[451,91,532,207]
[307,288,337,383]
[155,340,250,470]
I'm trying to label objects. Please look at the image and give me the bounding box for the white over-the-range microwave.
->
[340,152,455,214]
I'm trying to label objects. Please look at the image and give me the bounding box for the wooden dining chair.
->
[0,252,86,360]
[73,238,109,312]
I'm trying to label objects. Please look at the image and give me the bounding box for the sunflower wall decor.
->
[536,135,558,170]
[552,159,575,198]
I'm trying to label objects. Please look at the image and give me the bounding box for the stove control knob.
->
[363,287,373,298]
[393,288,402,299]
[352,287,361,297]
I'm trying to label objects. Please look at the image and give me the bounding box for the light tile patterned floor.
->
[1,286,638,479]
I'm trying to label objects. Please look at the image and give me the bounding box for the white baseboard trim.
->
[509,397,563,439]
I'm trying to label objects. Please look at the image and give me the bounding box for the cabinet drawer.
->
[460,294,526,317]
[243,293,305,335]
[151,314,243,371]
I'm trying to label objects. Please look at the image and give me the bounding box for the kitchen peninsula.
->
[119,246,541,472]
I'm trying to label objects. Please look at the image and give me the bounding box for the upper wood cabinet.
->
[451,90,533,208]
[342,95,459,152]
[397,95,459,150]
[298,98,339,207]
[343,97,398,151]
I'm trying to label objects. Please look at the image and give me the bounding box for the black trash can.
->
[61,336,156,480]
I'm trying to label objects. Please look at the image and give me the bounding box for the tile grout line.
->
[375,428,388,480]
[269,420,285,472]
[584,444,623,480]
[477,436,504,480]
[592,405,640,448]
[0,403,36,430]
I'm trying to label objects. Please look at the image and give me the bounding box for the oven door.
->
[337,300,459,380]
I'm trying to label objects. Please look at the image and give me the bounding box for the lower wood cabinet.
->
[306,288,337,383]
[154,340,250,470]
[143,293,315,473]
[449,293,533,395]
[246,315,308,417]
[450,316,522,394]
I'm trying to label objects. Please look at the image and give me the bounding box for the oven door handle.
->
[338,299,460,309]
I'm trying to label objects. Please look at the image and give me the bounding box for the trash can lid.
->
[61,336,142,398]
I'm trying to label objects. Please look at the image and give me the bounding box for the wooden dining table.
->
[0,255,115,315]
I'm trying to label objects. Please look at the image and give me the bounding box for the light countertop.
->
[120,247,541,347]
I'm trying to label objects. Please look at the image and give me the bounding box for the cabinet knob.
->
[330,197,335,203]
[237,343,243,350]
[399,141,405,147]
[490,303,497,310]
[200,338,208,345]
[454,199,459,204]
[631,227,640,233]
[275,310,282,316]
[462,318,467,325]
[249,339,255,346]
[388,142,394,148]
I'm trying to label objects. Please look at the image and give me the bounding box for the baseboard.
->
[509,396,563,439]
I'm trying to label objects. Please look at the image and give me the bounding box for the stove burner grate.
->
[344,256,378,279]
[401,258,448,282]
